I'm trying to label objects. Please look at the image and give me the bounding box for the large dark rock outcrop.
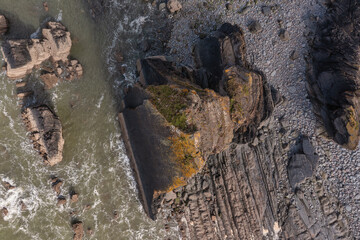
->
[22,105,64,166]
[119,23,275,218]
[307,0,360,150]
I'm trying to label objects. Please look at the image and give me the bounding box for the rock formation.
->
[155,130,353,239]
[119,23,275,218]
[0,15,8,35]
[1,21,71,79]
[22,105,64,166]
[307,0,360,150]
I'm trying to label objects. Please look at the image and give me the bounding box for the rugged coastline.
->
[0,0,359,239]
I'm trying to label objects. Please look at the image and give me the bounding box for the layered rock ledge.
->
[1,21,71,79]
[119,23,275,218]
[307,0,360,150]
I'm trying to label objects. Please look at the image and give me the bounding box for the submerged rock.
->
[307,0,360,150]
[0,15,8,35]
[22,105,64,166]
[72,221,84,240]
[1,21,71,79]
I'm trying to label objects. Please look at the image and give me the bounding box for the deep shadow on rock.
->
[307,0,360,150]
[119,23,276,219]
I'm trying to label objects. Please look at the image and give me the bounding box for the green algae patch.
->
[147,85,196,133]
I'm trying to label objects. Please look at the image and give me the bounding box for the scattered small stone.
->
[51,178,63,195]
[262,6,271,16]
[2,181,16,190]
[113,210,119,219]
[290,50,299,60]
[86,227,93,236]
[20,201,27,211]
[70,193,79,203]
[279,29,290,41]
[248,21,262,34]
[43,2,49,11]
[167,0,182,13]
[225,3,232,11]
[1,207,8,216]
[159,3,166,11]
[57,196,67,206]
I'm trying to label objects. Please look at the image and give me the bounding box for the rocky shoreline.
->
[116,0,360,239]
[0,0,359,239]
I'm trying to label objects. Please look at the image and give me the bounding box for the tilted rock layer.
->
[119,23,275,218]
[22,105,64,166]
[307,0,360,150]
[1,21,71,79]
[155,130,353,239]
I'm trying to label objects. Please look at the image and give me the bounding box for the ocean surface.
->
[0,0,177,239]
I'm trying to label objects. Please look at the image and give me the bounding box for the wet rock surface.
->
[307,0,360,150]
[72,221,84,240]
[1,21,72,79]
[22,105,64,166]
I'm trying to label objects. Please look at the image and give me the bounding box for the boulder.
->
[2,181,16,190]
[307,0,360,149]
[1,22,71,79]
[288,136,318,188]
[167,0,182,13]
[57,196,67,206]
[72,222,84,240]
[52,178,63,195]
[0,15,8,35]
[70,193,79,203]
[22,105,64,166]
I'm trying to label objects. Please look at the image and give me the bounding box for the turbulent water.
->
[0,0,177,239]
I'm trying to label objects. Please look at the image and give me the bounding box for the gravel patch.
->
[155,0,360,237]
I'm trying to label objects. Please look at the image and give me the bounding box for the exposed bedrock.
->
[155,131,353,239]
[22,105,64,166]
[119,23,276,218]
[1,21,71,79]
[307,0,360,150]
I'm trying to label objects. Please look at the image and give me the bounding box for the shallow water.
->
[0,0,177,239]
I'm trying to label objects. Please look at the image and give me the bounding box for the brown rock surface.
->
[72,222,84,240]
[22,105,64,166]
[0,15,8,35]
[1,21,71,79]
[120,23,275,219]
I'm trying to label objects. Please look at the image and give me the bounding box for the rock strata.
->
[22,105,64,166]
[1,21,71,79]
[120,23,275,218]
[307,0,360,150]
[155,129,353,239]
